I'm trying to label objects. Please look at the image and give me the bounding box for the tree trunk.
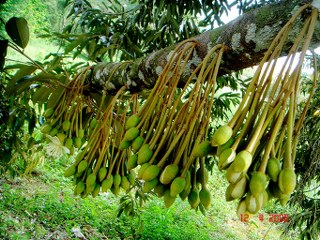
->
[89,0,320,93]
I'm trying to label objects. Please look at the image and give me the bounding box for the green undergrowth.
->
[0,158,298,239]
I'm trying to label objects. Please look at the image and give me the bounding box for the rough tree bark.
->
[89,0,320,94]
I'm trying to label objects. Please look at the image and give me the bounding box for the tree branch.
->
[89,0,320,93]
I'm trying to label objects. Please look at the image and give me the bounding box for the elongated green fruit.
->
[192,141,213,157]
[92,183,101,198]
[98,167,108,182]
[249,172,267,197]
[123,127,139,141]
[154,183,166,197]
[218,148,236,170]
[64,165,76,177]
[170,177,186,197]
[159,164,179,185]
[113,174,121,187]
[232,150,252,173]
[125,114,140,130]
[164,189,176,208]
[77,160,88,173]
[211,125,233,146]
[121,176,130,191]
[90,118,98,129]
[40,123,52,134]
[86,173,96,186]
[267,158,281,182]
[119,140,131,150]
[245,192,263,214]
[142,178,158,193]
[127,171,136,185]
[142,165,161,181]
[188,188,200,209]
[137,163,150,179]
[101,175,113,192]
[278,168,296,195]
[44,108,54,118]
[137,144,153,165]
[131,136,144,152]
[127,154,138,170]
[74,181,85,195]
[63,120,71,131]
[199,188,211,210]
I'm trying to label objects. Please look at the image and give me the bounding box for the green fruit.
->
[90,118,98,129]
[137,144,153,164]
[111,185,120,196]
[236,200,248,219]
[123,127,139,141]
[137,163,150,179]
[57,133,66,144]
[49,128,58,136]
[267,158,281,182]
[211,125,233,146]
[154,183,166,197]
[98,167,108,182]
[101,176,113,192]
[226,166,243,183]
[218,148,236,170]
[77,160,88,173]
[199,187,211,209]
[142,165,161,181]
[226,176,247,200]
[64,165,76,177]
[232,150,252,173]
[278,168,296,195]
[40,123,52,134]
[86,173,96,186]
[245,192,263,214]
[113,174,121,187]
[192,141,213,157]
[62,120,71,131]
[170,177,186,197]
[249,172,267,197]
[179,188,191,201]
[74,137,82,148]
[78,129,85,139]
[142,178,158,193]
[279,194,290,207]
[127,171,136,185]
[127,154,138,170]
[44,108,54,118]
[125,114,140,130]
[65,138,73,150]
[159,164,179,185]
[225,184,235,202]
[188,188,200,209]
[132,136,144,152]
[119,140,131,150]
[217,138,234,156]
[75,181,85,195]
[164,189,176,208]
[121,175,130,191]
[92,183,101,198]
[85,183,96,194]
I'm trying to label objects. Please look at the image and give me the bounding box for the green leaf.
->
[6,65,37,95]
[0,39,8,71]
[32,86,52,104]
[5,17,29,49]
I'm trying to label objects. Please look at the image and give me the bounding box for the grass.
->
[0,157,299,240]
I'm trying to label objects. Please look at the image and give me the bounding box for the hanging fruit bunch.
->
[120,38,225,211]
[40,66,95,154]
[63,85,142,198]
[211,5,318,217]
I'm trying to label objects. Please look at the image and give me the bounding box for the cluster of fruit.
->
[212,6,318,217]
[118,42,225,210]
[40,67,94,155]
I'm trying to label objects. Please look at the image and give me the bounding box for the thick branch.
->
[90,0,320,93]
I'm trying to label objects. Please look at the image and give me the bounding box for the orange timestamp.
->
[239,213,290,223]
